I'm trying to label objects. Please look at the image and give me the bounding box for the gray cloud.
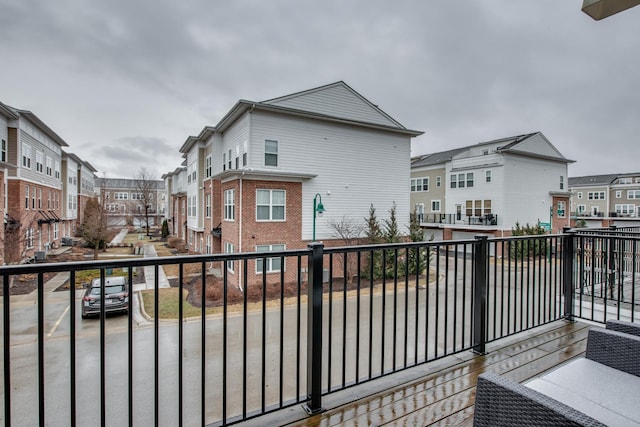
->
[1,0,639,177]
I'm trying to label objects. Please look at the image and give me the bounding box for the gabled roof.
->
[0,101,18,120]
[568,174,620,187]
[213,81,423,137]
[411,147,469,168]
[412,131,573,170]
[64,151,98,173]
[5,105,69,147]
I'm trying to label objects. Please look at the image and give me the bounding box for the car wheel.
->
[81,312,89,319]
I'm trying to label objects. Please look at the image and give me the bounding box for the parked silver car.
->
[81,276,129,319]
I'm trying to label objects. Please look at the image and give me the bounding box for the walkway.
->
[109,228,128,245]
[139,244,170,290]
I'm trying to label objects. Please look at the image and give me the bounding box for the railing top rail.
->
[323,238,479,254]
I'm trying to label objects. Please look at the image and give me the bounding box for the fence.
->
[1,230,638,426]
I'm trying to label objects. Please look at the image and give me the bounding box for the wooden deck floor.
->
[241,320,595,427]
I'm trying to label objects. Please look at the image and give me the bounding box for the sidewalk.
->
[109,228,128,245]
[136,244,170,291]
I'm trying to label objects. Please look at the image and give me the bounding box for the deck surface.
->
[241,320,594,427]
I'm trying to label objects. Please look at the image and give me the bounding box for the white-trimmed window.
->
[31,186,36,209]
[431,200,441,212]
[256,244,285,273]
[436,176,441,187]
[25,228,34,249]
[224,189,235,220]
[410,178,428,192]
[54,161,60,179]
[557,201,566,218]
[38,188,42,209]
[588,191,606,200]
[46,157,52,176]
[577,204,586,214]
[485,170,491,183]
[53,223,58,240]
[560,176,564,190]
[205,155,212,178]
[222,152,226,171]
[265,140,278,167]
[1,139,6,162]
[616,190,622,199]
[628,190,640,199]
[205,235,211,254]
[256,189,285,221]
[450,174,457,189]
[224,242,234,272]
[577,192,583,199]
[415,203,424,221]
[615,204,636,216]
[25,185,29,209]
[205,194,211,218]
[115,192,129,200]
[466,173,474,188]
[36,151,44,173]
[619,177,632,184]
[22,143,32,168]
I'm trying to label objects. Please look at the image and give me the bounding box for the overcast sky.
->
[1,0,638,179]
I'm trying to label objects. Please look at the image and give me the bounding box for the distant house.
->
[411,132,573,240]
[569,172,640,227]
[165,81,423,284]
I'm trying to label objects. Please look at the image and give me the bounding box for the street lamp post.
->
[312,193,325,242]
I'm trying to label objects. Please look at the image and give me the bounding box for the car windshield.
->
[89,285,126,296]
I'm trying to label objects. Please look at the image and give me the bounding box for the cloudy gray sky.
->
[1,0,638,179]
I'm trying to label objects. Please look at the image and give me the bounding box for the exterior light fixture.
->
[312,193,325,242]
[582,0,640,20]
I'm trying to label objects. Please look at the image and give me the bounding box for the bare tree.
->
[80,196,109,260]
[131,168,159,237]
[328,216,366,285]
[2,217,38,288]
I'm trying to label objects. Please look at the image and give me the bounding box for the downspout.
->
[238,170,244,291]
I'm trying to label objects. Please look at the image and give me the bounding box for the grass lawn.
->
[140,288,220,319]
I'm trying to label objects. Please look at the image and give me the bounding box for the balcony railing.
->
[1,229,639,426]
[414,213,499,226]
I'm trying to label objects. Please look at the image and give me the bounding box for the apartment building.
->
[2,104,69,262]
[0,103,18,263]
[96,177,165,228]
[411,132,573,240]
[163,166,188,240]
[569,172,640,227]
[166,81,423,284]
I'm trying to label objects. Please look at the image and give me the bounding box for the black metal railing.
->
[1,230,639,426]
[415,213,499,226]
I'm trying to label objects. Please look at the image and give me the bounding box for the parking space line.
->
[48,304,70,337]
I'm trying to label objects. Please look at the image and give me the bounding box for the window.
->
[25,228,34,249]
[560,176,564,190]
[25,186,29,209]
[205,155,212,178]
[628,190,640,199]
[53,223,58,240]
[466,173,474,188]
[224,242,234,272]
[256,189,285,220]
[588,191,606,200]
[228,149,232,170]
[46,157,52,176]
[450,174,457,189]
[205,194,211,218]
[36,151,43,173]
[223,152,226,171]
[115,192,129,200]
[206,235,211,254]
[188,162,196,184]
[557,201,566,217]
[482,149,489,155]
[54,161,60,179]
[31,186,36,209]
[22,144,32,168]
[415,203,424,221]
[465,200,492,217]
[224,189,235,220]
[256,244,285,273]
[616,191,622,199]
[436,176,441,187]
[1,139,5,162]
[577,192,583,199]
[38,188,42,209]
[431,200,441,212]
[485,170,491,183]
[458,174,466,188]
[615,204,636,216]
[410,178,428,192]
[265,140,278,167]
[577,204,586,214]
[619,177,632,184]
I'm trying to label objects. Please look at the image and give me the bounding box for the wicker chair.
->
[606,319,640,338]
[473,327,640,426]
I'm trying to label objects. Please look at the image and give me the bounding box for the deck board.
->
[239,320,597,427]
